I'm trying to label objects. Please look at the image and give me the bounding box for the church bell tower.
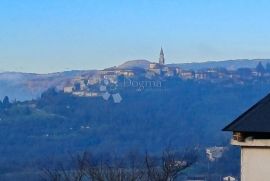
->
[159,47,165,65]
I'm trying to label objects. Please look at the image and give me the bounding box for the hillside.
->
[0,70,96,101]
[1,78,270,179]
[1,59,269,102]
[117,59,151,69]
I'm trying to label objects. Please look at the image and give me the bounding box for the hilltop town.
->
[63,48,270,98]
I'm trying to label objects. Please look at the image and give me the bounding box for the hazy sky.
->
[1,0,270,73]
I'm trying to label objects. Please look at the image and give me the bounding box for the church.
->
[148,48,166,75]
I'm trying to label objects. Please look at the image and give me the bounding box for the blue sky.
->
[1,0,270,73]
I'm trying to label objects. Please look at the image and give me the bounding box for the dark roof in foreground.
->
[223,93,270,133]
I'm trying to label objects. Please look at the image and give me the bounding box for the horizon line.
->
[1,58,270,74]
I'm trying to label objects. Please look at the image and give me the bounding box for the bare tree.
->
[145,149,197,181]
[42,149,197,181]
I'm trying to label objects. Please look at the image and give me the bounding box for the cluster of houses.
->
[63,69,135,97]
[64,62,270,98]
[176,62,270,82]
[63,48,270,98]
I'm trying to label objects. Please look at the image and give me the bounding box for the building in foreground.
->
[223,93,270,181]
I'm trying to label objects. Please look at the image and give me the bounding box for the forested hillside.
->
[0,78,269,179]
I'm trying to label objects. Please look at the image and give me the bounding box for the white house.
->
[206,146,225,161]
[223,93,270,181]
[63,86,73,93]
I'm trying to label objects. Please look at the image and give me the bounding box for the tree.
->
[2,96,11,109]
[74,83,81,91]
[256,62,265,74]
[42,149,197,181]
[145,149,197,181]
[0,100,2,109]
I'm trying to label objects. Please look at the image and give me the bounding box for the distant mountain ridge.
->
[117,59,270,70]
[169,59,270,70]
[117,59,151,69]
[1,59,270,101]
